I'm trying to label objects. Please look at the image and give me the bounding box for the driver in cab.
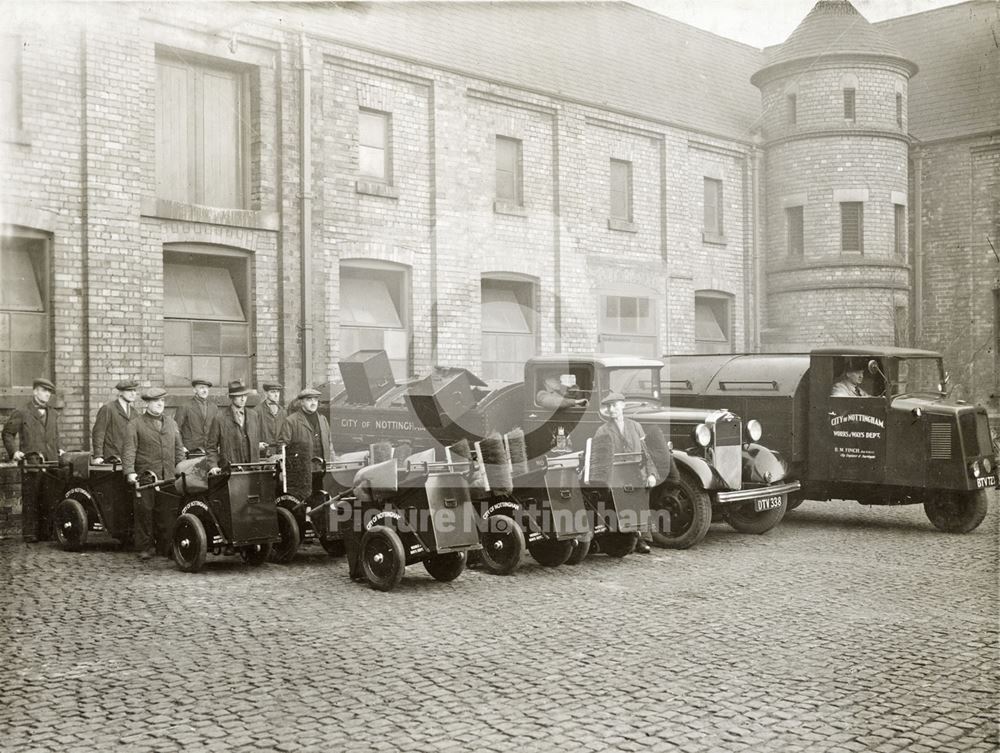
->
[536,373,588,410]
[831,359,871,398]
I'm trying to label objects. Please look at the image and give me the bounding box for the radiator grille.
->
[929,423,952,460]
[713,416,742,488]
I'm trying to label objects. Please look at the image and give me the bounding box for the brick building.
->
[0,0,997,459]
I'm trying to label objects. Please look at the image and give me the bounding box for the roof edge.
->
[751,51,919,88]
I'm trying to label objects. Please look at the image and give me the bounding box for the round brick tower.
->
[751,0,918,350]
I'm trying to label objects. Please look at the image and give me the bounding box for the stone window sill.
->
[702,231,727,246]
[1,128,31,146]
[356,180,399,199]
[140,198,278,230]
[494,200,527,217]
[608,218,637,233]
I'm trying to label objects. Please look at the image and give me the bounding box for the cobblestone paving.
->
[1,495,997,753]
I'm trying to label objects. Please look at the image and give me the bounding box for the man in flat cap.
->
[174,378,218,452]
[123,387,185,560]
[276,387,332,501]
[252,381,286,448]
[207,380,262,472]
[91,379,139,462]
[594,391,659,554]
[2,378,64,542]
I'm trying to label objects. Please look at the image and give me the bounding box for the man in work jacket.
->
[174,377,218,452]
[91,378,139,461]
[252,381,286,448]
[276,386,331,502]
[207,380,261,471]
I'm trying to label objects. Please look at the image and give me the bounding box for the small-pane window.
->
[786,206,804,257]
[496,136,523,205]
[359,109,391,182]
[0,229,49,389]
[843,88,856,121]
[703,178,723,235]
[787,93,797,125]
[610,159,632,221]
[841,202,864,253]
[894,204,906,256]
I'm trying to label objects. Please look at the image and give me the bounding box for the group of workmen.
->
[2,376,330,560]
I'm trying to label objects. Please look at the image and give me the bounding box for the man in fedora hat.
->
[252,381,286,447]
[174,378,218,452]
[595,390,659,554]
[831,359,871,397]
[2,377,64,542]
[91,379,139,462]
[276,387,332,501]
[207,380,262,473]
[123,387,185,560]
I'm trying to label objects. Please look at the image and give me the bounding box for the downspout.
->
[751,138,764,351]
[298,33,313,385]
[80,28,91,442]
[913,150,923,344]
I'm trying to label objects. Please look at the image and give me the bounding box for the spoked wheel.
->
[650,469,712,550]
[600,532,638,558]
[54,498,88,551]
[172,513,208,573]
[423,552,466,582]
[924,490,989,533]
[269,506,300,564]
[526,535,574,567]
[564,536,592,565]
[360,525,406,592]
[320,538,346,557]
[479,515,525,575]
[723,496,787,535]
[241,543,272,566]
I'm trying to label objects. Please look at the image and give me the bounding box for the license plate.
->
[754,495,784,513]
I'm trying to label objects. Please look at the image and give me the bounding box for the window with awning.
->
[695,293,732,354]
[0,228,49,388]
[481,277,536,381]
[340,263,410,380]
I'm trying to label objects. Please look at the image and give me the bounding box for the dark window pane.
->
[221,356,249,384]
[704,178,722,233]
[787,94,796,124]
[220,323,248,355]
[841,202,864,253]
[0,245,45,310]
[164,356,191,387]
[191,356,221,386]
[11,351,46,388]
[164,320,190,355]
[9,312,45,351]
[191,321,221,354]
[844,88,855,120]
[787,206,804,256]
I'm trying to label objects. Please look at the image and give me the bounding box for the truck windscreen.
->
[894,358,945,396]
[607,368,658,399]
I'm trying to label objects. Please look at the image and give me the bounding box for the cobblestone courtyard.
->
[1,496,997,753]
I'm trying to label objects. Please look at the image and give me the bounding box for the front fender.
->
[671,450,714,490]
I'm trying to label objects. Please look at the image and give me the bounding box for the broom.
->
[506,428,529,478]
[644,425,674,481]
[479,432,513,494]
[587,431,614,487]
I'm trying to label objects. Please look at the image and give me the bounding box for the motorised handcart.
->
[53,454,135,550]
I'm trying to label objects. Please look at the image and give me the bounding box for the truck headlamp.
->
[983,457,993,474]
[692,423,712,447]
[746,419,762,442]
[970,460,981,478]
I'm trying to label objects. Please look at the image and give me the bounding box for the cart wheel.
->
[600,532,639,558]
[360,525,406,592]
[241,543,272,566]
[924,490,989,533]
[172,513,208,573]
[320,538,346,557]
[564,537,591,565]
[54,498,88,551]
[269,507,300,564]
[723,496,787,535]
[526,535,574,568]
[479,515,525,575]
[650,468,712,550]
[423,551,466,583]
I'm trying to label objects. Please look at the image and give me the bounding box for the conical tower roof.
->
[751,0,917,87]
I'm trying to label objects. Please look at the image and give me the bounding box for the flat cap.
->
[227,380,250,397]
[296,387,322,400]
[262,382,283,392]
[600,390,626,405]
[142,387,168,401]
[191,378,213,387]
[116,379,139,391]
[32,378,56,392]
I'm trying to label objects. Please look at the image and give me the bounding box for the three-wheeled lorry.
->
[661,346,998,532]
[327,350,799,550]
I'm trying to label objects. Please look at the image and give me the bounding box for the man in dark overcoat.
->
[276,387,331,501]
[123,387,185,560]
[174,378,218,452]
[207,380,261,471]
[91,379,138,461]
[2,377,63,542]
[251,381,286,447]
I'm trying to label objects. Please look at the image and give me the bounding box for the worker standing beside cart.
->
[206,381,261,471]
[91,379,139,462]
[122,387,185,561]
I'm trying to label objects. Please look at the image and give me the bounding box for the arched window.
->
[481,274,538,381]
[340,260,410,380]
[0,226,50,388]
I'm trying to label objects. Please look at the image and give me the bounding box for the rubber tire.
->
[526,536,574,567]
[241,543,272,566]
[786,492,805,511]
[269,506,300,564]
[650,468,713,550]
[172,513,208,573]
[600,532,639,558]
[479,515,525,575]
[54,498,88,552]
[564,537,592,565]
[723,496,787,535]
[320,538,346,557]
[360,525,406,592]
[423,551,466,582]
[924,490,989,533]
